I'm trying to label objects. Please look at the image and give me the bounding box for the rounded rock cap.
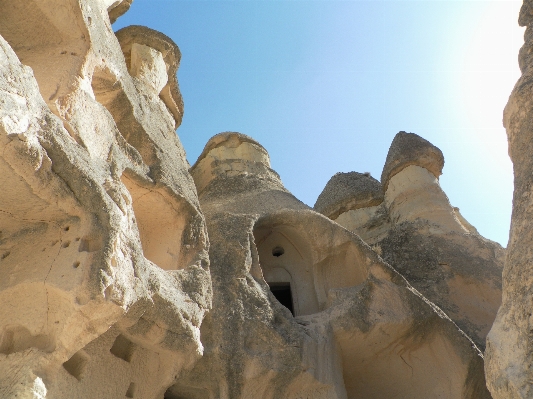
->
[191,132,270,170]
[115,25,184,127]
[314,172,384,220]
[190,132,281,195]
[381,132,444,191]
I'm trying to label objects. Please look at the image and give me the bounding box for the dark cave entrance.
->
[268,282,294,316]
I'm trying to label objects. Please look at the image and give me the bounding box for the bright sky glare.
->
[114,0,524,246]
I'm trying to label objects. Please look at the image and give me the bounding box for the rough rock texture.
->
[314,172,390,245]
[0,1,501,398]
[115,25,184,127]
[164,131,491,399]
[485,2,533,397]
[314,172,384,220]
[381,131,444,192]
[0,1,210,398]
[108,0,133,24]
[317,132,504,352]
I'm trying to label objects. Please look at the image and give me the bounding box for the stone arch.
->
[253,223,319,316]
[253,211,373,314]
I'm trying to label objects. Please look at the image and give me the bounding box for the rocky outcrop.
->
[316,132,504,352]
[485,2,533,397]
[315,172,390,245]
[382,132,467,233]
[0,2,210,398]
[0,1,504,397]
[164,131,491,399]
[380,131,445,192]
[314,172,384,220]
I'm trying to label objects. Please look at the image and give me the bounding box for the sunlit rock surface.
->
[0,1,502,398]
[164,132,490,399]
[316,132,504,352]
[485,1,533,397]
[0,2,210,398]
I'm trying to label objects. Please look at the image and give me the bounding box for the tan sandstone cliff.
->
[485,1,533,397]
[174,131,490,399]
[0,2,210,398]
[315,132,505,353]
[0,1,508,398]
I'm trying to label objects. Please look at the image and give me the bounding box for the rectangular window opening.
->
[268,282,294,316]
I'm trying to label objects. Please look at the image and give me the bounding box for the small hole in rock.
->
[78,237,102,252]
[73,261,80,269]
[110,334,136,362]
[1,251,10,260]
[0,326,52,354]
[62,241,70,248]
[272,246,284,257]
[63,350,89,381]
[126,382,136,398]
[64,226,70,231]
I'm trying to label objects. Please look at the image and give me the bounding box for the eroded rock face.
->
[162,131,491,399]
[315,172,390,245]
[0,1,500,398]
[0,2,210,398]
[381,131,445,192]
[316,132,504,352]
[314,172,384,221]
[485,2,533,397]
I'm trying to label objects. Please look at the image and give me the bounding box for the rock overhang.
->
[381,131,445,192]
[189,131,284,197]
[115,25,184,127]
[314,172,384,220]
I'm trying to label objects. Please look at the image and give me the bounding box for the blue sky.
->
[114,0,523,246]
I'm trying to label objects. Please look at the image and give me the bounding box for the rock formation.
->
[314,172,389,245]
[315,132,505,352]
[172,131,490,399]
[0,2,210,398]
[0,1,508,398]
[485,2,533,397]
